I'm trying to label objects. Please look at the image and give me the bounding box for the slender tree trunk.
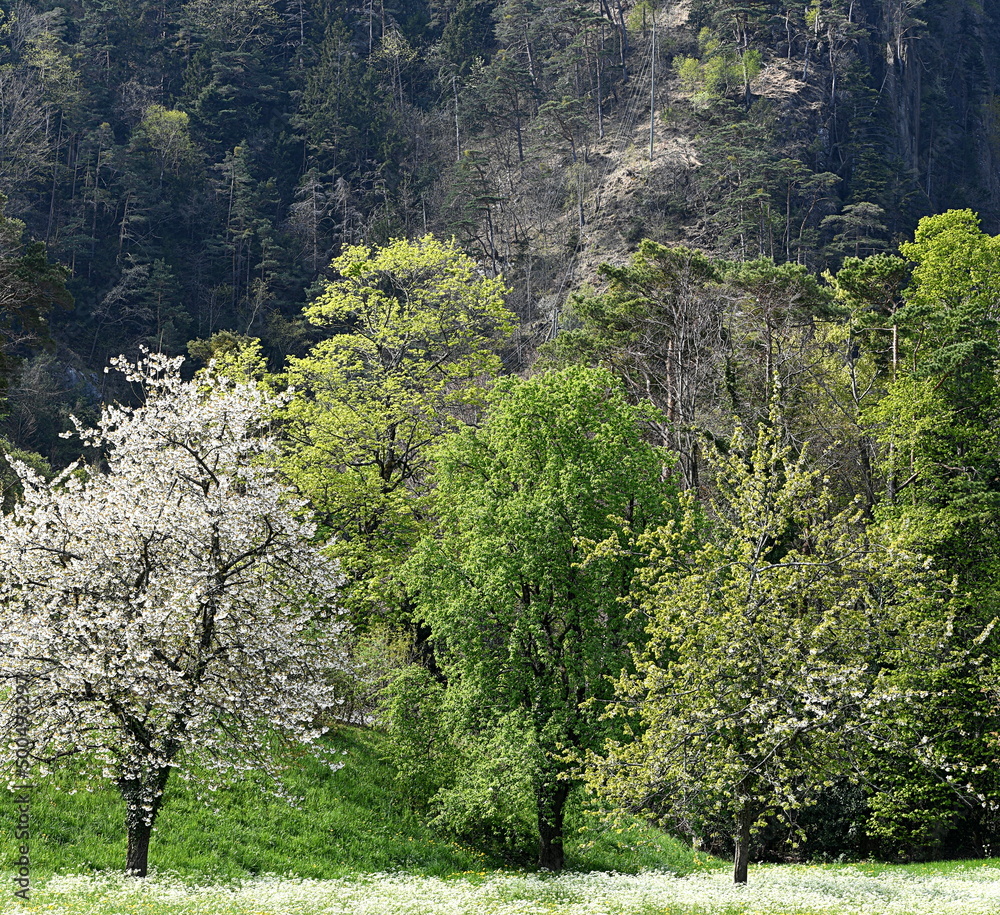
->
[617,8,628,80]
[537,780,570,870]
[596,26,604,139]
[733,799,752,884]
[524,25,537,89]
[453,74,461,162]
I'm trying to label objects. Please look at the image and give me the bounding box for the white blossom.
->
[25,865,1000,915]
[0,353,348,872]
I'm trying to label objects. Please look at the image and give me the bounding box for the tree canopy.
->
[588,408,955,882]
[280,234,514,622]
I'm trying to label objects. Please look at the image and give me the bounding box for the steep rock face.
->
[874,0,923,176]
[877,0,1000,226]
[571,0,1000,270]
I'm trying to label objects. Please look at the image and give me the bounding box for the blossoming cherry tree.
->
[0,353,347,876]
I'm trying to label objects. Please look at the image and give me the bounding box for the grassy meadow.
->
[2,727,997,914]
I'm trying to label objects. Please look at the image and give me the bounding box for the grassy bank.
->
[1,726,708,879]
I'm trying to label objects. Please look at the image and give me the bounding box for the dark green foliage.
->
[862,209,1000,857]
[0,195,71,388]
[542,241,723,489]
[0,0,998,461]
[438,0,498,73]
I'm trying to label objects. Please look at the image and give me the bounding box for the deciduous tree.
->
[0,352,346,877]
[588,407,953,883]
[279,234,514,623]
[863,209,1000,852]
[406,365,681,870]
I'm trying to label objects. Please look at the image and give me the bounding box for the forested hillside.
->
[3,0,1000,883]
[1,0,1000,457]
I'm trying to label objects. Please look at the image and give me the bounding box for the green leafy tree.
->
[673,27,761,108]
[279,234,514,623]
[589,408,954,883]
[863,209,1000,852]
[543,241,723,491]
[828,253,909,378]
[129,106,201,189]
[821,201,889,258]
[812,254,910,510]
[464,51,536,164]
[874,209,1000,527]
[721,257,836,426]
[405,365,681,870]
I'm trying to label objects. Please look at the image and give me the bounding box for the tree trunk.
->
[733,799,752,884]
[537,780,570,870]
[119,765,172,877]
[125,814,154,877]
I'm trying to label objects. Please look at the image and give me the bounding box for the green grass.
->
[0,726,710,880]
[10,728,994,914]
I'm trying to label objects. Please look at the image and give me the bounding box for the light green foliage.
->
[589,407,953,882]
[673,28,761,107]
[625,0,658,34]
[130,105,200,179]
[279,235,514,620]
[861,210,1000,851]
[406,365,681,868]
[188,331,268,383]
[878,208,1000,589]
